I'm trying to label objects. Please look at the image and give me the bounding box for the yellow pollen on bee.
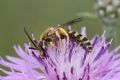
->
[50,41,56,48]
[58,28,69,46]
[55,31,62,46]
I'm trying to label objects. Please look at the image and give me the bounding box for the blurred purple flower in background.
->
[1,27,120,80]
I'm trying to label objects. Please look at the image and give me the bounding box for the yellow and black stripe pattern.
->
[67,30,92,53]
[24,18,92,59]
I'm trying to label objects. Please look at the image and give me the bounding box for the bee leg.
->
[42,40,46,49]
[59,28,69,46]
[42,40,57,49]
[55,31,62,46]
[50,41,56,48]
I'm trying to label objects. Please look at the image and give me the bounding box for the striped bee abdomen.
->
[67,30,92,53]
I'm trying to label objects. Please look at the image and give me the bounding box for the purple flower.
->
[1,27,120,80]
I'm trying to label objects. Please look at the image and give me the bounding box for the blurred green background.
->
[0,0,120,58]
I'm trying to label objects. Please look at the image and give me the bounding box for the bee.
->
[24,18,92,58]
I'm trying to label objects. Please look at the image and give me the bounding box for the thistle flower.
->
[1,27,120,80]
[95,0,120,24]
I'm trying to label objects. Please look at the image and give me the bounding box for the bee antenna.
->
[24,27,38,48]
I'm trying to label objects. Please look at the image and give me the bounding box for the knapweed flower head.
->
[1,27,120,80]
[95,0,120,24]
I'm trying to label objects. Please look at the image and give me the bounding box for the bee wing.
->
[50,18,83,33]
[58,17,83,27]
